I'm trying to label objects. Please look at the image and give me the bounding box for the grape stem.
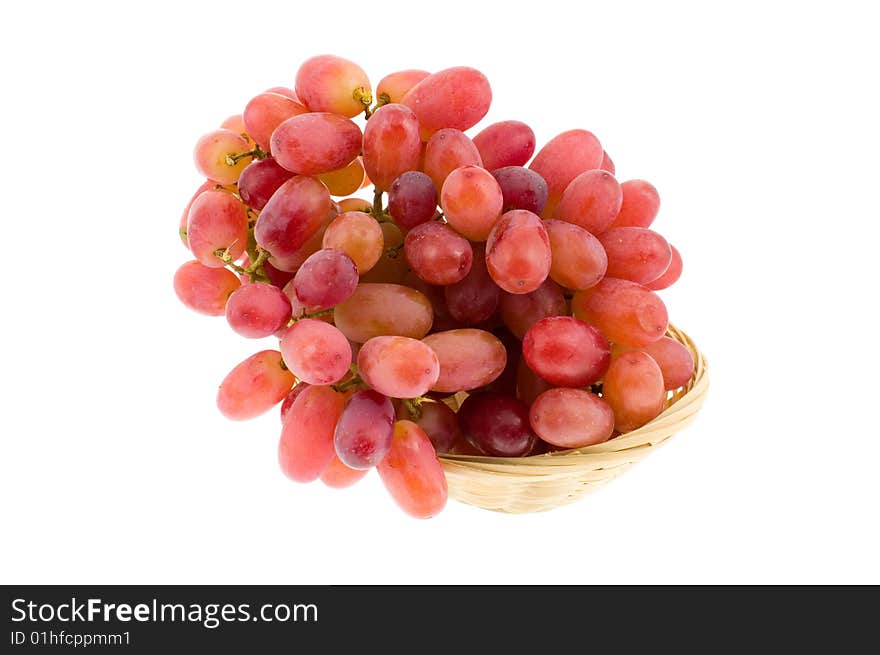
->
[332,369,363,393]
[371,187,394,223]
[225,145,267,166]
[402,396,427,419]
[286,308,334,327]
[362,92,390,119]
[354,87,374,118]
[213,246,270,283]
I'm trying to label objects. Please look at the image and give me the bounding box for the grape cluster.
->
[173,55,694,519]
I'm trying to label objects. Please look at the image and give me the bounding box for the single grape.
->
[295,54,372,118]
[485,209,551,294]
[491,166,549,214]
[440,166,504,241]
[404,221,473,285]
[598,227,672,285]
[270,213,333,274]
[357,222,409,284]
[613,337,695,390]
[173,260,241,316]
[529,388,614,448]
[387,171,437,230]
[421,329,507,392]
[217,350,295,421]
[280,382,310,423]
[334,389,395,469]
[292,248,359,310]
[270,112,362,176]
[602,351,666,432]
[457,392,535,457]
[472,120,536,170]
[522,316,611,387]
[358,336,440,398]
[254,176,331,268]
[186,190,248,267]
[193,128,254,184]
[608,180,660,230]
[237,158,294,211]
[423,129,483,192]
[320,455,369,489]
[333,283,433,343]
[242,92,309,151]
[362,103,423,191]
[280,319,352,385]
[572,278,668,347]
[600,151,615,174]
[278,385,346,482]
[408,401,462,454]
[516,357,554,406]
[555,169,623,234]
[225,282,292,338]
[498,278,567,339]
[646,245,683,290]
[444,244,499,325]
[400,66,491,139]
[338,197,373,213]
[321,211,383,274]
[317,158,365,197]
[543,219,608,290]
[377,421,448,519]
[528,129,604,216]
[376,69,430,103]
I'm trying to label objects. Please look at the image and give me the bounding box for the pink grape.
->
[254,176,331,268]
[280,319,352,385]
[292,248,358,310]
[609,180,660,229]
[378,421,448,519]
[242,92,308,151]
[572,278,668,347]
[376,69,430,103]
[613,337,695,390]
[270,213,333,274]
[529,388,614,448]
[295,54,372,118]
[423,129,482,192]
[444,243,499,325]
[237,158,294,211]
[646,245,683,290]
[334,390,395,469]
[270,113,362,176]
[401,67,492,139]
[602,351,666,432]
[472,120,536,170]
[555,169,623,234]
[498,278,567,339]
[178,181,214,247]
[322,211,383,273]
[186,190,248,267]
[404,221,473,285]
[440,165,504,241]
[358,336,440,398]
[225,282,292,338]
[485,209,551,294]
[279,385,346,483]
[421,329,507,392]
[457,392,535,457]
[491,166,549,214]
[387,171,437,230]
[280,382,310,423]
[409,401,461,454]
[217,350,295,421]
[362,103,422,191]
[193,128,254,184]
[598,227,672,285]
[173,260,241,316]
[320,455,369,489]
[522,316,611,387]
[333,283,433,343]
[543,219,607,290]
[516,357,554,406]
[529,129,603,216]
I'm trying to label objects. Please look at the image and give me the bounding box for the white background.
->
[1,1,878,584]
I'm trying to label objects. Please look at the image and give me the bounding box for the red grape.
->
[404,221,473,285]
[242,92,308,151]
[173,260,240,316]
[602,351,666,432]
[646,244,683,290]
[609,180,660,230]
[572,278,668,347]
[217,350,295,421]
[358,336,440,398]
[555,169,622,234]
[387,171,437,230]
[280,319,352,385]
[421,329,507,392]
[362,103,422,190]
[409,401,461,454]
[237,158,294,211]
[440,165,504,241]
[186,190,248,267]
[322,211,383,274]
[357,223,408,284]
[320,455,369,489]
[193,128,254,184]
[529,129,603,216]
[378,421,447,519]
[317,158,366,197]
[376,69,430,103]
[457,392,535,457]
[270,113,362,176]
[334,389,395,469]
[614,337,695,390]
[491,166,549,214]
[292,249,358,310]
[598,227,672,285]
[522,316,611,387]
[423,129,482,192]
[498,278,567,339]
[401,67,491,139]
[225,282,292,338]
[279,385,346,482]
[600,151,615,174]
[543,219,607,290]
[444,244,499,325]
[485,209,551,294]
[529,388,614,448]
[295,54,372,118]
[333,283,433,343]
[473,120,536,170]
[280,382,310,423]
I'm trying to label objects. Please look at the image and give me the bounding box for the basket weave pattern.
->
[438,324,708,513]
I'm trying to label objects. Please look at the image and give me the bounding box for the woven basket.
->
[437,324,708,513]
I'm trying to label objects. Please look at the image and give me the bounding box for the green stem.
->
[225,146,266,166]
[246,249,271,274]
[287,308,334,327]
[402,397,427,420]
[332,369,363,393]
